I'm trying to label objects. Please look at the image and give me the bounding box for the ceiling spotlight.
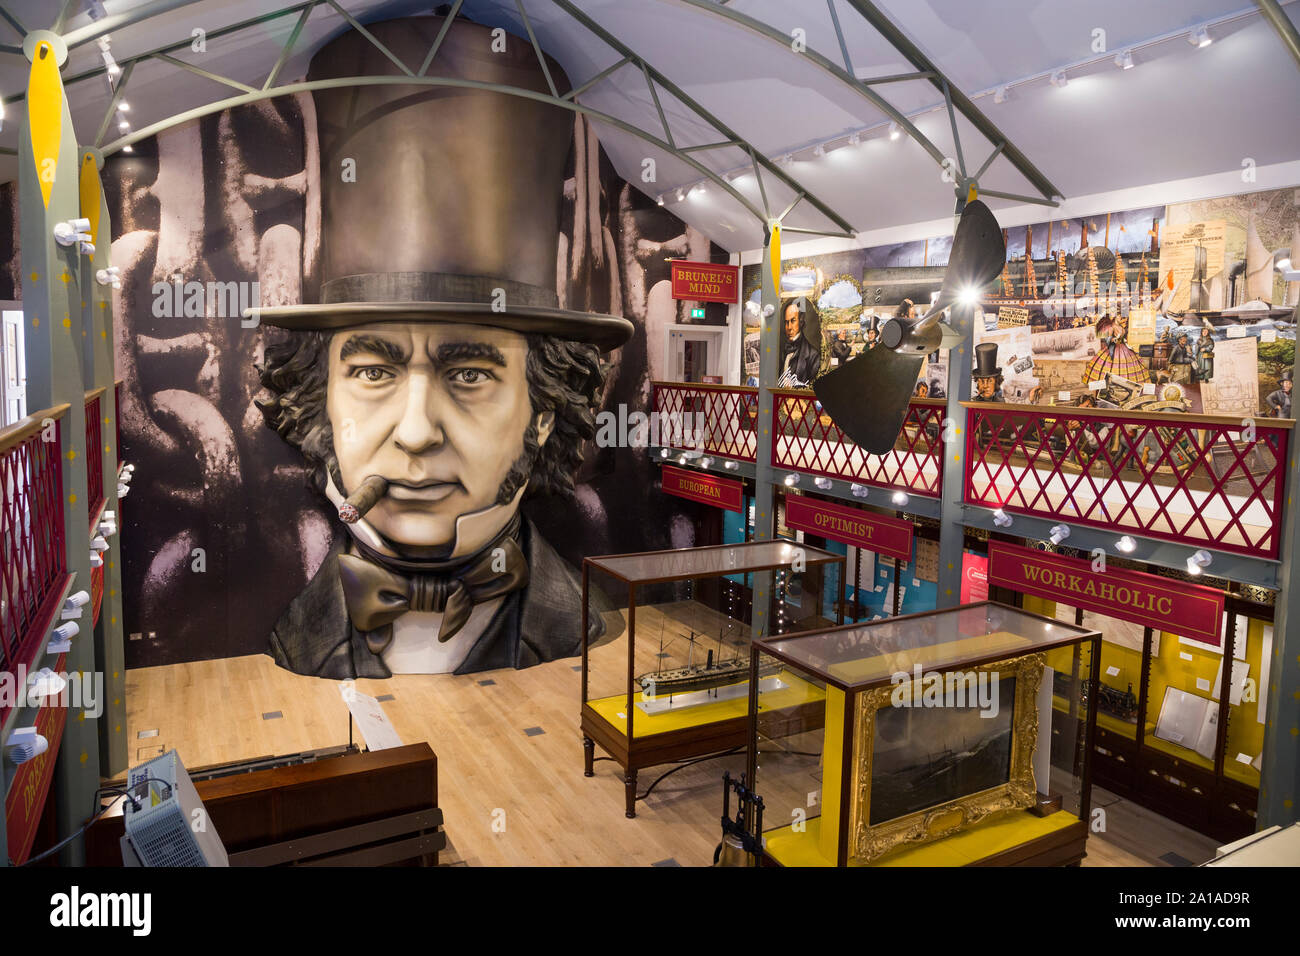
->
[850,483,869,498]
[813,476,832,490]
[813,143,825,158]
[122,145,133,153]
[1187,549,1212,575]
[992,508,1013,528]
[848,132,861,147]
[723,460,740,471]
[118,118,130,131]
[1189,26,1211,48]
[656,194,664,206]
[888,121,901,141]
[891,490,909,507]
[116,101,129,113]
[659,448,669,459]
[690,184,705,199]
[1116,535,1136,553]
[783,473,801,487]
[1050,71,1068,89]
[958,286,981,307]
[993,86,1010,104]
[1115,50,1134,70]
[675,188,685,202]
[677,455,688,465]
[780,154,794,167]
[1049,524,1070,545]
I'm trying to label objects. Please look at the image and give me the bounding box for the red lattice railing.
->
[651,382,758,462]
[0,405,69,724]
[772,390,946,497]
[963,402,1290,559]
[85,391,104,527]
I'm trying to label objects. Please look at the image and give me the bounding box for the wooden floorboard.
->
[122,606,1223,867]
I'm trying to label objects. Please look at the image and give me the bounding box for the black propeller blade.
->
[813,200,1006,454]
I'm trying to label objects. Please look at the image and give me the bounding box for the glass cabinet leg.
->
[624,769,638,818]
[583,736,594,777]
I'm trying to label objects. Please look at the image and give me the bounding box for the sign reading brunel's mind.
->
[784,494,912,562]
[670,260,740,304]
[988,541,1224,646]
[661,465,743,513]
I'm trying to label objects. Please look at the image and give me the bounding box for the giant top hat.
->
[253,14,633,352]
[973,342,1002,380]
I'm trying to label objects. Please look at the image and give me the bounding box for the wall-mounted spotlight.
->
[658,448,669,459]
[62,590,91,620]
[723,460,740,471]
[1050,71,1068,89]
[1049,524,1070,545]
[992,508,1013,528]
[813,477,832,490]
[1116,535,1136,553]
[1189,26,1211,47]
[27,667,66,701]
[887,121,901,141]
[6,728,48,765]
[891,490,909,507]
[850,483,869,498]
[783,473,801,487]
[813,143,825,158]
[993,86,1010,104]
[54,218,93,252]
[848,132,861,146]
[699,457,713,469]
[1114,50,1134,70]
[656,194,664,206]
[1186,550,1212,575]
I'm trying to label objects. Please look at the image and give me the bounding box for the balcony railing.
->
[772,390,946,497]
[85,388,104,527]
[0,404,69,723]
[651,381,758,462]
[963,402,1291,559]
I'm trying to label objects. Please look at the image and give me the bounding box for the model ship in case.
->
[637,623,773,697]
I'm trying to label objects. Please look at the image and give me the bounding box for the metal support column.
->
[80,147,126,778]
[18,31,99,864]
[751,224,781,637]
[1258,434,1300,829]
[935,224,977,608]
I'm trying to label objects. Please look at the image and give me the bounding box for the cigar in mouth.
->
[339,475,389,524]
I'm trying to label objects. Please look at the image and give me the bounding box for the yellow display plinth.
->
[586,669,825,738]
[764,809,1080,867]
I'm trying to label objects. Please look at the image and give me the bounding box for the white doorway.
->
[665,324,727,383]
[1,307,25,426]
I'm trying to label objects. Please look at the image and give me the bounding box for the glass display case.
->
[742,602,1101,866]
[581,540,845,818]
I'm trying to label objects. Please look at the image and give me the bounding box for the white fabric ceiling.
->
[0,0,1296,251]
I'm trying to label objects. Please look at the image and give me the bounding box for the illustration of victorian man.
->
[779,296,822,386]
[253,16,632,678]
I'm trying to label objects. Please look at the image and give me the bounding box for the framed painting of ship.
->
[848,652,1044,863]
[745,602,1102,867]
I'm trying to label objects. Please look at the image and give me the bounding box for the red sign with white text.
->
[961,551,989,604]
[661,465,743,513]
[783,495,912,562]
[670,260,740,304]
[987,541,1223,646]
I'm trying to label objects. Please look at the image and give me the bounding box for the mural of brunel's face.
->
[326,322,552,551]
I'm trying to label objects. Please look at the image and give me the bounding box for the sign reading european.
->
[670,260,740,304]
[660,465,743,513]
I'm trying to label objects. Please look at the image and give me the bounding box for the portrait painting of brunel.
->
[252,16,633,678]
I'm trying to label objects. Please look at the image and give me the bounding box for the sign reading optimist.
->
[661,465,743,513]
[784,495,912,562]
[670,260,740,304]
[988,541,1224,646]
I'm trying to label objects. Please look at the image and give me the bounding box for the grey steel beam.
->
[679,140,740,153]
[551,0,855,236]
[640,61,675,149]
[778,225,855,239]
[976,187,1059,208]
[826,0,853,74]
[862,70,934,85]
[50,0,78,33]
[264,2,317,90]
[746,146,771,219]
[941,79,966,178]
[418,0,464,76]
[0,5,25,39]
[97,73,773,227]
[563,54,631,100]
[93,60,134,147]
[1255,0,1300,71]
[325,0,414,77]
[839,0,1062,201]
[776,193,805,222]
[155,52,258,94]
[515,0,560,98]
[972,141,1005,184]
[753,233,779,638]
[61,0,207,49]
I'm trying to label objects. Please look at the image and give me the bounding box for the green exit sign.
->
[690,307,706,318]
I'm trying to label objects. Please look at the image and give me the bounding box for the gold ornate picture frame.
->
[848,652,1045,863]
